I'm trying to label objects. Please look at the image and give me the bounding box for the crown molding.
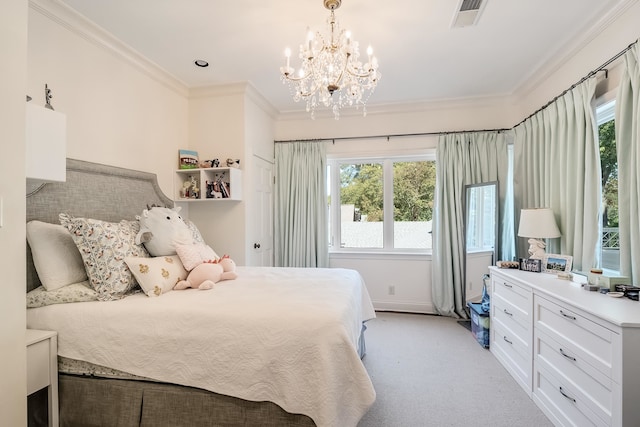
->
[276,92,517,121]
[29,0,188,97]
[189,82,279,119]
[513,0,639,101]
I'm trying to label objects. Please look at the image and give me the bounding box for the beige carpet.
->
[357,312,553,427]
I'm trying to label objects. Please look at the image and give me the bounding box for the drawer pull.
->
[559,386,576,403]
[503,336,513,345]
[559,310,577,321]
[503,308,513,316]
[503,282,513,288]
[559,348,576,362]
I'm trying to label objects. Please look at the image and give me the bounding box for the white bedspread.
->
[27,266,376,427]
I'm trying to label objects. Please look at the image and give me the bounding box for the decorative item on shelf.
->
[517,208,561,259]
[226,158,240,168]
[200,158,220,168]
[542,253,573,273]
[519,258,542,273]
[206,181,221,199]
[279,0,380,120]
[178,149,199,169]
[180,175,199,199]
[44,83,54,110]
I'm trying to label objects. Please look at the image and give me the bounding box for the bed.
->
[26,159,376,427]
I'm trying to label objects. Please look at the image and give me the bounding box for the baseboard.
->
[372,300,435,314]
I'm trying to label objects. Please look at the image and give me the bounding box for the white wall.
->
[0,0,28,425]
[27,0,189,197]
[186,86,248,264]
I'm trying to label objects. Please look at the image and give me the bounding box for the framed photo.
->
[178,149,199,169]
[519,258,542,273]
[542,254,573,273]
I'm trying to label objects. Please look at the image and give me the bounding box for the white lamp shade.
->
[517,208,561,238]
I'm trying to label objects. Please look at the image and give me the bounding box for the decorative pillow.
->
[59,213,149,301]
[26,220,88,291]
[27,281,98,308]
[175,243,219,271]
[125,255,188,297]
[185,220,206,244]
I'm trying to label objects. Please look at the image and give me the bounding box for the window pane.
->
[599,115,619,271]
[340,163,383,248]
[466,184,496,252]
[393,161,435,249]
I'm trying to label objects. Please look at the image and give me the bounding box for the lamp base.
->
[527,238,547,259]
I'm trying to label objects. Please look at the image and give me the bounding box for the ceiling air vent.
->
[452,0,486,28]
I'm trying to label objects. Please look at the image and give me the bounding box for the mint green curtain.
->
[513,77,600,271]
[616,42,640,282]
[432,132,509,318]
[274,141,328,267]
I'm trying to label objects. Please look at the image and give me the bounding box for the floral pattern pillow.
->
[59,213,149,301]
[125,255,188,297]
[186,220,206,244]
[27,281,98,308]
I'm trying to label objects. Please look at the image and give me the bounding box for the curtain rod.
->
[513,39,638,129]
[273,128,510,144]
[274,38,638,143]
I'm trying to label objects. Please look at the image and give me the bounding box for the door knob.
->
[254,243,261,249]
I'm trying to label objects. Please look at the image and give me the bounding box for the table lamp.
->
[517,208,561,259]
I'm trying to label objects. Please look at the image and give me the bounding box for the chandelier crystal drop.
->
[280,0,380,120]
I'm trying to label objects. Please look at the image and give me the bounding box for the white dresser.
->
[489,267,640,427]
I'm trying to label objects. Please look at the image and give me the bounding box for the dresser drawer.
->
[535,328,614,424]
[491,319,531,393]
[492,274,531,314]
[533,365,610,427]
[492,291,529,336]
[534,295,615,379]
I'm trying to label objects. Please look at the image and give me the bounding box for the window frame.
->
[327,152,436,254]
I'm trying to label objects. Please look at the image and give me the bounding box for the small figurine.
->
[44,84,54,110]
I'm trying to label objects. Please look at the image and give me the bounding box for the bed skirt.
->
[57,374,316,427]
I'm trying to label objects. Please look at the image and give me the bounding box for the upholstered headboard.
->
[26,158,173,291]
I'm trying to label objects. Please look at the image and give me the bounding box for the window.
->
[596,99,619,272]
[327,155,436,252]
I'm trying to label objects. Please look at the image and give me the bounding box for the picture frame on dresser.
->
[519,257,542,272]
[542,253,572,273]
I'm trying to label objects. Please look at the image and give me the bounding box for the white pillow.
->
[27,220,88,291]
[125,255,188,297]
[175,243,219,271]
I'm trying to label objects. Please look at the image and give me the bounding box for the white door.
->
[249,156,274,266]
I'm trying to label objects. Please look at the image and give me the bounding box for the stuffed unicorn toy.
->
[135,206,193,256]
[174,255,238,290]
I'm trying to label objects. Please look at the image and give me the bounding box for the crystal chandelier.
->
[280,0,381,119]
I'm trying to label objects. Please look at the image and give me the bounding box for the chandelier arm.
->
[297,78,324,98]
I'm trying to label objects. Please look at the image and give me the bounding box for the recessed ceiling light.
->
[194,59,209,68]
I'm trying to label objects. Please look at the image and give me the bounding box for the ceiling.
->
[58,0,631,115]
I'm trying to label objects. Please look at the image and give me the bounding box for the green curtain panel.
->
[274,141,329,268]
[432,132,509,318]
[616,42,640,282]
[513,77,601,272]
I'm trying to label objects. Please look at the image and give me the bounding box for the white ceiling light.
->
[279,0,381,120]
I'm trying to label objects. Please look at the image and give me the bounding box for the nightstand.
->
[26,329,58,427]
